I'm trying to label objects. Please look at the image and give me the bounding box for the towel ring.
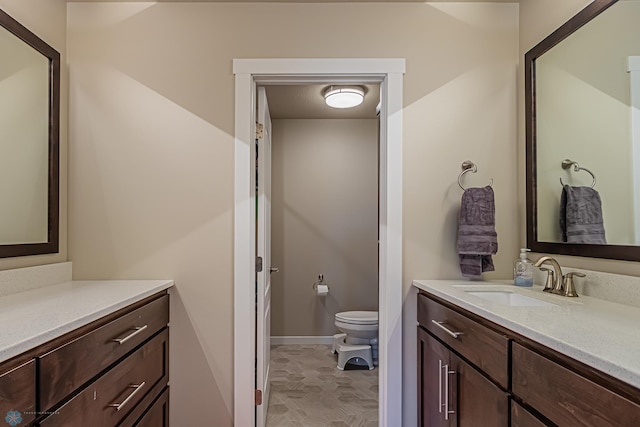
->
[458,160,493,191]
[559,159,596,188]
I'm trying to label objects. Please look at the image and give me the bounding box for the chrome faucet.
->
[534,256,564,295]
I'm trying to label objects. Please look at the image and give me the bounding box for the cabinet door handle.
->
[431,320,463,339]
[444,366,456,420]
[438,359,443,414]
[112,325,148,344]
[108,382,146,411]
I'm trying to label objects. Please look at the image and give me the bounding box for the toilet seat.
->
[335,311,378,325]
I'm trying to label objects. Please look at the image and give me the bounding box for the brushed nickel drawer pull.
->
[444,366,455,420]
[431,320,463,339]
[108,381,146,411]
[112,325,148,344]
[438,359,443,414]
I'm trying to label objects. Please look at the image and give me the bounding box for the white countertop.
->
[413,279,640,389]
[0,280,173,364]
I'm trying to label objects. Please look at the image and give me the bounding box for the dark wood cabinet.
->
[418,327,449,427]
[510,402,547,427]
[39,330,168,427]
[450,351,508,426]
[39,295,169,410]
[131,387,169,427]
[0,359,36,427]
[417,291,640,427]
[418,293,509,388]
[418,325,508,426]
[512,342,640,427]
[0,291,169,427]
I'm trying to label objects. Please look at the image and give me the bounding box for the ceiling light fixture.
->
[323,85,365,109]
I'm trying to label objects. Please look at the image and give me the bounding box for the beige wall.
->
[520,0,640,274]
[271,119,378,337]
[67,3,519,425]
[0,0,67,270]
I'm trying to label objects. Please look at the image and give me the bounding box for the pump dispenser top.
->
[514,248,533,287]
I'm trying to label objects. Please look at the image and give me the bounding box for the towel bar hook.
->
[559,159,596,188]
[458,160,493,191]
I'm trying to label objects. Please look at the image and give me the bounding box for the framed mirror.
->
[0,9,59,258]
[525,0,640,261]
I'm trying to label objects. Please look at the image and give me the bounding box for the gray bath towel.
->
[457,186,498,279]
[560,185,606,244]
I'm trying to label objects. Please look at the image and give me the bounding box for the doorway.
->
[233,58,405,427]
[264,82,380,425]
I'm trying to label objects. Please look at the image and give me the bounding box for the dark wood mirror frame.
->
[524,0,640,262]
[0,9,59,258]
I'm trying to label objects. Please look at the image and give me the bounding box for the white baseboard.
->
[271,336,334,345]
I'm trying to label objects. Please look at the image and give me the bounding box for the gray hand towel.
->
[560,185,606,244]
[457,186,498,279]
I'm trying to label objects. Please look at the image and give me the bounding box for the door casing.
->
[233,58,405,427]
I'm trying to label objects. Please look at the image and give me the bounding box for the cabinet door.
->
[418,327,449,427]
[511,402,547,427]
[134,387,169,427]
[450,352,508,426]
[419,328,509,427]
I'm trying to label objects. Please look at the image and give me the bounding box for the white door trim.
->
[628,56,640,243]
[233,58,405,427]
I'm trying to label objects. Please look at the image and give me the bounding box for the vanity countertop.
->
[0,280,173,364]
[413,279,640,390]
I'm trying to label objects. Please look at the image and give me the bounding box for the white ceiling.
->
[265,84,379,120]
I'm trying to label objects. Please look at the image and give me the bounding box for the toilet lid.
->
[335,311,378,325]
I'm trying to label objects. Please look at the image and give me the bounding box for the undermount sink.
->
[465,291,555,307]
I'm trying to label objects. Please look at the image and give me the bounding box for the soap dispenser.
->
[514,248,533,287]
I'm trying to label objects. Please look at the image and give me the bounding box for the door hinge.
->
[256,256,263,273]
[255,389,263,406]
[256,123,264,140]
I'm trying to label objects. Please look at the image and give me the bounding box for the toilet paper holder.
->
[312,274,330,291]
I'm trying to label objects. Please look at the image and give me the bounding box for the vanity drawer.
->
[417,293,509,387]
[39,328,168,427]
[512,342,640,427]
[39,294,169,410]
[0,359,36,426]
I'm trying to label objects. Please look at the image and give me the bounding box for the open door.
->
[256,86,274,427]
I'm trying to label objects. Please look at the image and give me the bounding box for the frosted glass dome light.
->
[323,86,365,109]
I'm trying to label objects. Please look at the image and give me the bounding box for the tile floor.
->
[266,344,378,427]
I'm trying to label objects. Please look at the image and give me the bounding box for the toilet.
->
[332,311,378,369]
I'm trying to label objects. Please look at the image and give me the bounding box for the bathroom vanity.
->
[0,278,172,427]
[415,280,640,426]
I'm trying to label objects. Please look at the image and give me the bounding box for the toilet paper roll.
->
[316,284,329,296]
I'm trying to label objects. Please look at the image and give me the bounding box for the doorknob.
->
[270,267,279,274]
